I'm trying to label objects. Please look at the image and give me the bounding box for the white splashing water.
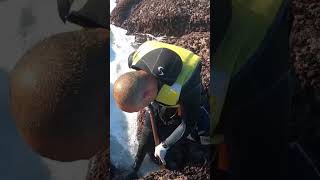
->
[109,24,138,169]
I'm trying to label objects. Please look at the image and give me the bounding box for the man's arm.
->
[162,62,201,147]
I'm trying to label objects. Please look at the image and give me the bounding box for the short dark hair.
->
[9,28,108,161]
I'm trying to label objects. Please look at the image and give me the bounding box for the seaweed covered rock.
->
[111,0,141,27]
[111,0,210,37]
[138,163,210,180]
[86,147,110,180]
[291,0,320,92]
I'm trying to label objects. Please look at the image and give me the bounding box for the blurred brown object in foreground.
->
[10,28,108,162]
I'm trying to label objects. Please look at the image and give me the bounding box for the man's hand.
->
[154,142,169,165]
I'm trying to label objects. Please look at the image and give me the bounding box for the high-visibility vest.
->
[129,40,201,106]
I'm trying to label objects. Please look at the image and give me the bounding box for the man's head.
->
[113,70,158,112]
[9,28,108,161]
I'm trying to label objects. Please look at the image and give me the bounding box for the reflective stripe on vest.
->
[131,41,201,106]
[210,0,285,144]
